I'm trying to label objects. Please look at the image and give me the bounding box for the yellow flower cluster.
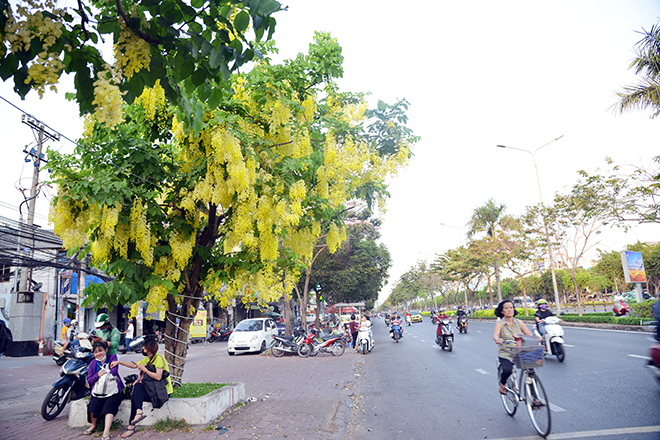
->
[206,264,300,307]
[92,67,125,128]
[114,21,151,79]
[154,256,181,283]
[145,283,168,314]
[3,3,65,97]
[129,199,154,266]
[26,50,64,97]
[170,231,195,270]
[48,194,88,250]
[135,79,165,122]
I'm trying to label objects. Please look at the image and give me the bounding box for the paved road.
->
[348,317,660,440]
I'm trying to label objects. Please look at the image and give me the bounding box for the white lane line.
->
[488,424,660,439]
[477,330,483,333]
[420,340,425,342]
[563,344,575,347]
[475,368,489,375]
[549,403,566,412]
[628,354,651,360]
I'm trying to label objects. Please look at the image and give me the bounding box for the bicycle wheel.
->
[524,371,551,437]
[498,364,518,416]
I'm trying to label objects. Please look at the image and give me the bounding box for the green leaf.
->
[191,68,206,87]
[209,47,222,69]
[208,88,223,110]
[191,0,204,8]
[234,11,250,33]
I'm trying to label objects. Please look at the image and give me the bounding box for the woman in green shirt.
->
[493,299,535,395]
[111,338,173,438]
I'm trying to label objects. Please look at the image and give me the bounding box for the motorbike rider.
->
[61,317,71,340]
[430,309,438,323]
[91,313,121,356]
[435,309,450,338]
[534,299,555,338]
[654,299,660,342]
[405,311,412,325]
[61,319,80,353]
[358,315,374,348]
[390,312,403,338]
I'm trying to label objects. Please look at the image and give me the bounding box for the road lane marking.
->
[549,403,566,412]
[563,344,575,347]
[489,424,660,439]
[420,340,425,342]
[628,354,651,360]
[475,368,489,375]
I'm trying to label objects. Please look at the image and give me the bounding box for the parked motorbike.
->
[357,326,374,354]
[613,297,630,316]
[534,316,565,362]
[271,328,306,357]
[456,316,468,334]
[297,330,345,357]
[647,340,660,386]
[390,323,403,342]
[41,340,94,420]
[52,340,73,366]
[435,319,454,351]
[207,327,231,343]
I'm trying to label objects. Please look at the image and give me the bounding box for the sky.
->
[1,0,660,306]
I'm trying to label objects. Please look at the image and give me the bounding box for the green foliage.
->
[0,0,283,128]
[474,309,496,318]
[170,383,227,399]
[561,312,615,317]
[561,315,614,324]
[305,219,392,305]
[630,299,657,319]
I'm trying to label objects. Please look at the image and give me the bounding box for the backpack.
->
[0,319,13,354]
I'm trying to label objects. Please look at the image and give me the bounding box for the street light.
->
[496,135,564,314]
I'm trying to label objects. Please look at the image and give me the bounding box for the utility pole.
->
[9,115,59,356]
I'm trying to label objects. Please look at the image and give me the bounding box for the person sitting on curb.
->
[111,338,173,438]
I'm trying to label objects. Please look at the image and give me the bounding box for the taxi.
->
[410,310,423,323]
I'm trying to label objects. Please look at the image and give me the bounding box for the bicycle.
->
[497,340,551,438]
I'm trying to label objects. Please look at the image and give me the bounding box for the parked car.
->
[227,318,278,356]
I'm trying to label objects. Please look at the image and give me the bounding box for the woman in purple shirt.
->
[85,340,124,439]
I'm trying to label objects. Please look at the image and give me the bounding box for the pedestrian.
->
[85,340,124,440]
[349,314,358,349]
[0,318,13,363]
[122,318,135,352]
[111,338,173,438]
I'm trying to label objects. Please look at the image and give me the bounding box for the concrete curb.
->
[68,382,245,427]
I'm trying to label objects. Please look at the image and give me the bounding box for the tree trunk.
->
[284,298,292,336]
[487,275,494,309]
[494,262,502,302]
[571,267,583,317]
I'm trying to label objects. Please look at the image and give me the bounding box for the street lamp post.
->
[496,136,563,314]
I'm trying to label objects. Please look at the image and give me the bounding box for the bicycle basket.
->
[514,344,544,369]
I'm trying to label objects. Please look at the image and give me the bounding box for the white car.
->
[227,318,278,356]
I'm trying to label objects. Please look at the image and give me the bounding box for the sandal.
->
[121,427,136,438]
[131,410,147,425]
[531,399,544,409]
[101,437,110,440]
[499,383,507,395]
[83,427,96,435]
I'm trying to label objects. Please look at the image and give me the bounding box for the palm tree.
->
[467,199,511,302]
[615,24,660,117]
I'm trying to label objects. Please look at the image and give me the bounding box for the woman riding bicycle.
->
[493,299,537,395]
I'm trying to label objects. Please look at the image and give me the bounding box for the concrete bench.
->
[68,382,245,427]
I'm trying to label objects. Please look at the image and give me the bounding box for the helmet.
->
[537,299,548,305]
[63,317,71,325]
[71,319,78,327]
[94,313,111,328]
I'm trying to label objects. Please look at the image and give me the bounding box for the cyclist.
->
[534,299,554,339]
[493,299,535,395]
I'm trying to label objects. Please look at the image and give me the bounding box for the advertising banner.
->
[189,310,207,338]
[620,251,647,283]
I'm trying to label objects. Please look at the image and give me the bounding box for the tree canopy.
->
[46,29,418,383]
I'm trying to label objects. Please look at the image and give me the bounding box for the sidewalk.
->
[0,342,361,440]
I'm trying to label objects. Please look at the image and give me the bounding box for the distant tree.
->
[467,199,513,302]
